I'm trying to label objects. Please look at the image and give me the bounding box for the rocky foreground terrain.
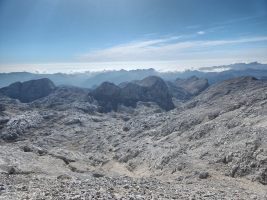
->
[0,76,266,199]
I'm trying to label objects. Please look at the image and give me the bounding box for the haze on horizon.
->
[0,0,267,73]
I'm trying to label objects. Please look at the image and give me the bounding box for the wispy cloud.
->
[79,36,267,63]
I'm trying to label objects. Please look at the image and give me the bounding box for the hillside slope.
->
[0,76,266,199]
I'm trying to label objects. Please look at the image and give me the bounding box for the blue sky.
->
[0,0,267,72]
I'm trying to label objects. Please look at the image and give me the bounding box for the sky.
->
[0,0,267,73]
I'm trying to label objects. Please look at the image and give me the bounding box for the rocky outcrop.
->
[0,78,56,103]
[91,76,174,112]
[0,111,43,141]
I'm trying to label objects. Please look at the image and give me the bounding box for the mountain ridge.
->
[0,63,266,88]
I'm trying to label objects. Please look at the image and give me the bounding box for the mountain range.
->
[0,62,266,88]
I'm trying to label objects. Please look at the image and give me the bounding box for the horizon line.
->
[0,61,266,74]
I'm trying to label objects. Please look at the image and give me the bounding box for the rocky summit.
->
[0,76,266,199]
[91,76,174,112]
[0,78,56,103]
